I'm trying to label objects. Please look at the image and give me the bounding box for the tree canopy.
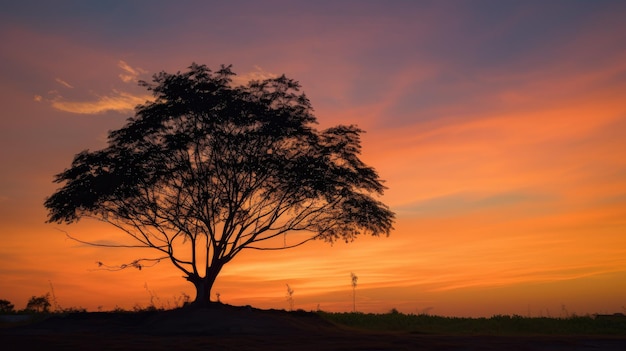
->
[45,63,395,306]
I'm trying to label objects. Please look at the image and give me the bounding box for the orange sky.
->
[1,1,625,317]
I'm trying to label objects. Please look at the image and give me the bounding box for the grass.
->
[3,292,626,336]
[317,311,626,336]
[3,307,626,336]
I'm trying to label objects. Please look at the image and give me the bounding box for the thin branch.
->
[244,235,319,251]
[91,257,166,271]
[56,228,158,249]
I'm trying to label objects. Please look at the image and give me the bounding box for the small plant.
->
[350,272,358,312]
[144,283,158,309]
[181,292,191,306]
[560,304,570,319]
[132,303,160,312]
[49,280,61,312]
[286,284,295,311]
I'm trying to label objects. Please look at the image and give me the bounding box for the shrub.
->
[0,299,15,314]
[25,294,52,313]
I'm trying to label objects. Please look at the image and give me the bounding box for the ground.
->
[2,305,626,350]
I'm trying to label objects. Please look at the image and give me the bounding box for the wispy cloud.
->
[232,65,278,86]
[45,63,281,114]
[51,90,151,114]
[55,78,74,88]
[46,60,151,114]
[117,60,146,83]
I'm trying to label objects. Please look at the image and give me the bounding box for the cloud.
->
[45,63,282,115]
[55,78,74,88]
[51,90,151,114]
[396,191,546,217]
[45,60,152,114]
[118,60,147,83]
[232,65,278,86]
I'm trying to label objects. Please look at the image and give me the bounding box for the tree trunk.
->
[186,265,222,308]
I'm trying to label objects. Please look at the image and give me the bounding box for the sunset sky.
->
[1,1,625,317]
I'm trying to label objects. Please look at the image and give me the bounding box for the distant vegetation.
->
[0,295,87,315]
[319,310,626,336]
[2,295,625,336]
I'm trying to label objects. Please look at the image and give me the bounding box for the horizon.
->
[1,0,625,318]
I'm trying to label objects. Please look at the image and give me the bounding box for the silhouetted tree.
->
[45,64,395,307]
[0,299,15,314]
[25,294,51,313]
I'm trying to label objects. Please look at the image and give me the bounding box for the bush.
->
[25,294,51,313]
[0,299,15,314]
[60,306,87,313]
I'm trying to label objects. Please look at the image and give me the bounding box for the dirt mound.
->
[139,305,337,335]
[7,304,336,336]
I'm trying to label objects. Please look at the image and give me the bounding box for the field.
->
[2,305,626,350]
[319,310,626,335]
